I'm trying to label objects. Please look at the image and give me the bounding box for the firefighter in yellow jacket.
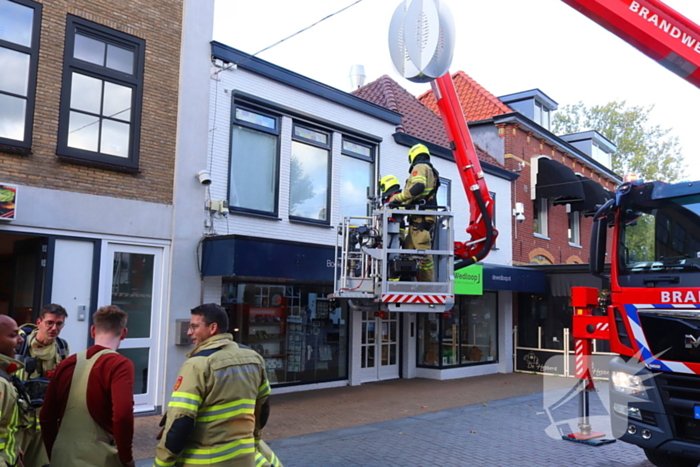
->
[15,303,70,467]
[386,144,440,281]
[154,303,282,467]
[0,315,27,467]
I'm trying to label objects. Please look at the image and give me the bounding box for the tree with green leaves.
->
[552,101,687,183]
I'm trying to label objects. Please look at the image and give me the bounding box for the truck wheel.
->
[644,448,699,467]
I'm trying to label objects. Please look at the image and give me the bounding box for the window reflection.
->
[229,124,278,213]
[70,73,102,114]
[68,72,132,156]
[418,292,498,367]
[103,82,132,121]
[106,44,134,74]
[0,94,25,140]
[101,119,130,158]
[0,0,34,47]
[68,111,99,152]
[289,142,329,221]
[221,283,347,385]
[0,48,29,96]
[74,34,106,66]
[340,155,372,218]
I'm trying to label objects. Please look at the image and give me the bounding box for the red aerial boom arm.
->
[431,74,498,268]
[561,0,700,88]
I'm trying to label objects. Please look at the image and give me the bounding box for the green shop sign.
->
[454,264,483,295]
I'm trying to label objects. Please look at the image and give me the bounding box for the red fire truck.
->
[561,2,700,466]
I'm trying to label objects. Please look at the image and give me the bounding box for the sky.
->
[213,0,700,181]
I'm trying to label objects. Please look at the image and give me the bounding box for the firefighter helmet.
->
[380,175,401,196]
[408,144,430,164]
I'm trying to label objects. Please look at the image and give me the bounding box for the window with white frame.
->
[568,209,580,245]
[229,105,280,215]
[436,177,451,208]
[534,197,549,236]
[0,0,41,151]
[289,124,330,223]
[534,101,551,130]
[57,15,145,170]
[340,138,374,218]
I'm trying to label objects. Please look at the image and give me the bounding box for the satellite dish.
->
[388,0,456,83]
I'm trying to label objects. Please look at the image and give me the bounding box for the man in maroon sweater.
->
[40,305,135,467]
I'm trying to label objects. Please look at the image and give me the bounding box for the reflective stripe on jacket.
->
[155,334,273,466]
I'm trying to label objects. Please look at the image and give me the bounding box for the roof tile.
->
[418,71,511,121]
[353,75,503,168]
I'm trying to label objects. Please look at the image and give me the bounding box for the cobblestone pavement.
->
[136,375,660,466]
[267,386,655,467]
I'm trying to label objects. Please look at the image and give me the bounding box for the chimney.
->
[349,64,366,90]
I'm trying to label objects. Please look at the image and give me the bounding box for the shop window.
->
[289,124,331,223]
[417,292,498,368]
[0,0,41,151]
[229,105,280,215]
[340,138,374,218]
[57,16,145,171]
[221,282,347,386]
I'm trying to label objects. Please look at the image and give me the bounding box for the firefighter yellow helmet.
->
[408,144,430,164]
[379,175,401,195]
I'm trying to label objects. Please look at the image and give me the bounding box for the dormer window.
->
[498,89,557,131]
[534,101,550,129]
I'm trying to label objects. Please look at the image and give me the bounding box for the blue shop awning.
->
[201,235,335,281]
[482,263,547,293]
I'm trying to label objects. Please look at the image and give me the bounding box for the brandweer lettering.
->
[629,1,700,54]
[660,291,700,303]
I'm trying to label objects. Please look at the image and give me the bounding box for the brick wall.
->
[502,124,617,265]
[0,0,183,204]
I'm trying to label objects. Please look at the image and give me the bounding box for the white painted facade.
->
[197,44,516,392]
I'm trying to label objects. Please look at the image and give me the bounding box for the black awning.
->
[569,175,614,216]
[536,158,585,205]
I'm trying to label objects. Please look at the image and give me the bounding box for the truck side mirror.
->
[590,199,614,276]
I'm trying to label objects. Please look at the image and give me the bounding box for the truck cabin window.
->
[620,197,700,274]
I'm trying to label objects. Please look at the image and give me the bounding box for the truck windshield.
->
[619,195,700,274]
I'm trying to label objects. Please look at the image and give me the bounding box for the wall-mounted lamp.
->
[197,170,212,186]
[513,202,525,223]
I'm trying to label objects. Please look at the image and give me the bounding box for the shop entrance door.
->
[101,243,165,412]
[359,311,399,383]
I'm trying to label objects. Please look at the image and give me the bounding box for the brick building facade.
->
[0,0,189,413]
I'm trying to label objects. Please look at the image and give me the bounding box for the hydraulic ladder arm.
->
[561,0,700,88]
[431,74,498,269]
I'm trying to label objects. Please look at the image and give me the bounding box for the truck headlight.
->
[611,371,647,397]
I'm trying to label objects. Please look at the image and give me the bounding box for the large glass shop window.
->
[221,282,348,385]
[418,292,498,368]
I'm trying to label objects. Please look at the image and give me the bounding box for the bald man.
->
[0,315,27,467]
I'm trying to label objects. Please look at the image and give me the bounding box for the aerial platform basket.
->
[331,207,455,313]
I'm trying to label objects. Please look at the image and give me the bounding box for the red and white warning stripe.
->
[381,294,450,304]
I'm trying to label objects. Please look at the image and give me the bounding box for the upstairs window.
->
[57,16,145,171]
[568,209,580,245]
[289,124,331,223]
[534,197,549,237]
[436,177,451,208]
[534,101,551,130]
[340,138,374,218]
[0,0,41,151]
[229,105,280,216]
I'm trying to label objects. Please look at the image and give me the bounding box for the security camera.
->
[197,170,212,186]
[513,202,525,223]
